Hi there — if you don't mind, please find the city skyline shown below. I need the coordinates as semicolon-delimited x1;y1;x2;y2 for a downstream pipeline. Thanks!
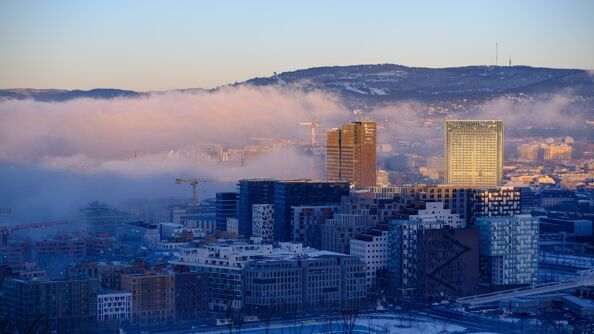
1;0;593;90
1;1;593;331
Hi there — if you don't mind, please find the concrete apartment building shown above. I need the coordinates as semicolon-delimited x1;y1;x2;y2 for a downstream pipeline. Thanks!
170;240;304;311
120;271;176;326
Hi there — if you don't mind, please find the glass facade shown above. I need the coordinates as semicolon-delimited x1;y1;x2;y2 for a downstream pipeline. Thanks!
445;120;503;188
326;121;377;187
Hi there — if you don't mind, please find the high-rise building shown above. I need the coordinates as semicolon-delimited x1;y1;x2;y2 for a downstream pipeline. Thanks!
291;205;339;248
468;187;521;226
388;202;467;297
415;228;479;300
215;192;238;232
444;120;503;188
476;215;539;286
273;180;349;242
327;121;377;187
403;185;470;220
252;204;274;242
320;213;371;254
237;179;277;238
3;277;98;334
350;222;390;290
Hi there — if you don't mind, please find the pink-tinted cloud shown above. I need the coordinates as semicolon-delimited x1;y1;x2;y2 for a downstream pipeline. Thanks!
0;86;348;167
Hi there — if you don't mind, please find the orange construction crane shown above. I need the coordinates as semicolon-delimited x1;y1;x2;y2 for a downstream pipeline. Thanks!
299;122;320;145
2;220;69;249
176;178;209;209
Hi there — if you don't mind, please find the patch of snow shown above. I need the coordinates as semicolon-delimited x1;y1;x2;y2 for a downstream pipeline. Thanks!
368;87;388;95
343;84;369;95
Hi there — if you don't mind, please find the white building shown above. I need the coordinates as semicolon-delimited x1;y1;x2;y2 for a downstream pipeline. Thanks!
97;290;132;322
400;201;465;228
226;217;239;235
170;240;303;311
350;222;390;289
252;204;274;242
476;214;539;286
186;218;216;234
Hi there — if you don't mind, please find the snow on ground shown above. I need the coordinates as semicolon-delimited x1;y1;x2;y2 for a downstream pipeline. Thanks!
191;313;497;334
360;315;467;334
343;84;369;95
368;87;388;95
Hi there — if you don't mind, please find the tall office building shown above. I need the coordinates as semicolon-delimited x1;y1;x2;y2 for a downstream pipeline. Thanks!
327;121;377;187
252;204;274;242
3;277;98;334
476;215;539;286
273;180;350;242
237;179;277;238
468;187;521;226
215;192;238;231
445;120;503;188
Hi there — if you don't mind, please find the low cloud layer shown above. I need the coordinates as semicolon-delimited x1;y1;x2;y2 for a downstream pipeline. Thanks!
0;85;348;165
0;86;341;224
0;85;591;225
370;93;592;144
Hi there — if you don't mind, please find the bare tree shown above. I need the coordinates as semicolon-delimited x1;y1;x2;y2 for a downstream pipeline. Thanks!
366;317;377;334
262;310;272;334
223;295;244;334
319;315;334;334
341;306;359;334
288;319;304;334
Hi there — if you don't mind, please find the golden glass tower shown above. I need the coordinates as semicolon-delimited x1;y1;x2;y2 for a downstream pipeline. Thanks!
445;120;503;188
326;121;377;187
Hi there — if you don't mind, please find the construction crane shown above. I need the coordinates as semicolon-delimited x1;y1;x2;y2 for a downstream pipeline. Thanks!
175;178;209;209
2;220;69;249
299;122;320;145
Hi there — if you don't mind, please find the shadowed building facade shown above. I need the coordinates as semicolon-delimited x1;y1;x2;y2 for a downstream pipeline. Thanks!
445;120;503;188
327;121;377;188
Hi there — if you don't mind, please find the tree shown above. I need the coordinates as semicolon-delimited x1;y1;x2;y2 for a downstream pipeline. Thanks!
340;306;359;334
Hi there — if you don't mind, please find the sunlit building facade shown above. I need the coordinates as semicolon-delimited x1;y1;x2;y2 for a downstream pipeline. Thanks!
327;121;377;187
517;143;539;161
543;143;572;161
445;120;503;188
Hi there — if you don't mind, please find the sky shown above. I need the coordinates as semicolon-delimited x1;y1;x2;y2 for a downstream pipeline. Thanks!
1;0;593;91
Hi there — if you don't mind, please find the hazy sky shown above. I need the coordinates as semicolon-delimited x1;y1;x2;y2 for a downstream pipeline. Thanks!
1;0;593;91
